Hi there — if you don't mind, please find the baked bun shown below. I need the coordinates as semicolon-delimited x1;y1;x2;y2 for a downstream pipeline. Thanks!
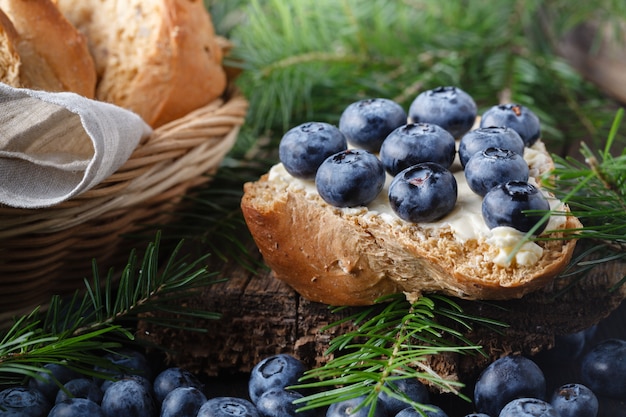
241;140;581;306
0;0;97;97
54;0;227;127
0;8;20;86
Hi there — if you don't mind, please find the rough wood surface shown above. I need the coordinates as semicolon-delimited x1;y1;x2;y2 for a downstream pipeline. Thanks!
140;250;363;376
139;241;626;386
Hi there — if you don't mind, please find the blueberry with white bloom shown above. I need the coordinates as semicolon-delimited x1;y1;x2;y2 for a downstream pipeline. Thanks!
0;386;51;417
95;348;152;382
279;122;348;179
581;338;626;399
480;104;541;147
248;353;306;405
550;383;598;417
48;398;104;417
473;355;546;417
379;122;456;176
458;126;525;168
255;388;316;417
388;162;457;223
153;367;203;405
325;395;386;417
315;149;385;208
160;387;207;417
498;398;559;417
464;147;529;196
408;86;477;138
55;378;102;404
378;377;430;416
100;378;156;417
28;363;80;403
482;181;550;234
197;397;260;417
339;98;407;152
396;404;449;417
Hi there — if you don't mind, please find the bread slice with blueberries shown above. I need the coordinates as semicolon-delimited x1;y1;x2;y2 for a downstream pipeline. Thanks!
241;87;582;306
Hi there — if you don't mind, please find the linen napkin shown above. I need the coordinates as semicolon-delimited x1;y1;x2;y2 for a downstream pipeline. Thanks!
0;83;152;208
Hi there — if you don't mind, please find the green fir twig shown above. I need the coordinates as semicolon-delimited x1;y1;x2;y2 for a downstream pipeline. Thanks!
544;108;626;247
292;294;506;416
0;232;221;387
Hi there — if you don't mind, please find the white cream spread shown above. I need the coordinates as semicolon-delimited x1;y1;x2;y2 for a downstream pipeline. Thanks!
487;226;544;267
267;140;567;268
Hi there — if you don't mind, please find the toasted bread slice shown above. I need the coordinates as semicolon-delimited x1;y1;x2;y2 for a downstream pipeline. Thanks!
241;140;581;306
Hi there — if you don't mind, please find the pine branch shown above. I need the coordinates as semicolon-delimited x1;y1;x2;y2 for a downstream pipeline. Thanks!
0;232;221;386
228;0;619;154
543;108;626;247
291;294;506;415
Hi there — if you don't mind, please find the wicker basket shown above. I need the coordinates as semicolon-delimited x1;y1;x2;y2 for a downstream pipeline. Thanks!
0;86;248;321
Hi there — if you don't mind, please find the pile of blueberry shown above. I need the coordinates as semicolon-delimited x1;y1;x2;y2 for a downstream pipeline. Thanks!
1;333;623;416
278;86;549;233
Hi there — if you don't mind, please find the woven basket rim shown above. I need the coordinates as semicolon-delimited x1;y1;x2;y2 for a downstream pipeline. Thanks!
0;88;248;239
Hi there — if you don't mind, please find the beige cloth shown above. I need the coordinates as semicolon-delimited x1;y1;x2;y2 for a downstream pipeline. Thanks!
0;83;151;208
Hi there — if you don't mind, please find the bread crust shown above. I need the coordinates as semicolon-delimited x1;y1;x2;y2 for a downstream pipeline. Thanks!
0;7;20;86
54;0;227;127
241;143;582;306
0;0;97;97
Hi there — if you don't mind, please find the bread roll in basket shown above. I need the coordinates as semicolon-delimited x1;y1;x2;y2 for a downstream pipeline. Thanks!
0;0;247;322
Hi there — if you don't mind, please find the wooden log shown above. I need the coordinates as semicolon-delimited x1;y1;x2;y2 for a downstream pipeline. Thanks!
139;241;626;387
139;245;363;376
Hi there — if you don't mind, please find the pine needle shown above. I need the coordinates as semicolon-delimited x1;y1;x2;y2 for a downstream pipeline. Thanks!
291;294;506;415
0;232;221;386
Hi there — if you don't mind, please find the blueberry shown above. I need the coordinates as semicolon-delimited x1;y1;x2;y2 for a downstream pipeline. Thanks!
408;86;477;138
473;355;546;417
48;398;104;417
581;338;626;399
28;363;80;403
458;126;525;168
481;181;550;234
55;378;103;404
315;149;386;208
379;123;456;175
278;122;348;179
197;397;260;417
377;377;430;415
396;404;449;417
100;378;156;417
160;387;207;417
463;414;491;417
498;398;559;417
248;354;306;405
153;367;203;405
549;383;598;417
480;104;541;147
537;329;588;363
388;162;457;223
95;348;152;382
464;148;529;196
0;386;51;417
339;98;407;152
325;395;386;417
255;388;315;417
100;374;153;399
